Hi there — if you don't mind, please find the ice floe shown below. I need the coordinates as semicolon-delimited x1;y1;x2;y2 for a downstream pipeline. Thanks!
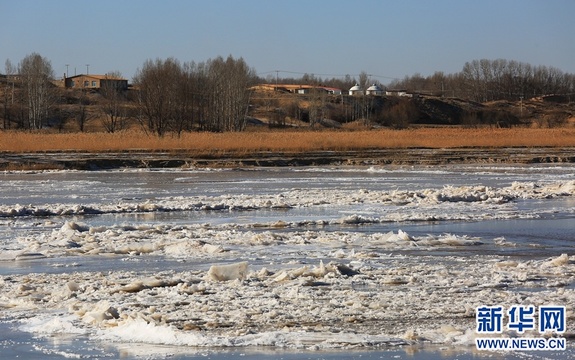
2;254;573;350
3;220;497;261
1;168;574;355
0;180;573;219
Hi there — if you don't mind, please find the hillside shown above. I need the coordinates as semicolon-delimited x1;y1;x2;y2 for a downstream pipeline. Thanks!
248;89;575;129
1;82;574;132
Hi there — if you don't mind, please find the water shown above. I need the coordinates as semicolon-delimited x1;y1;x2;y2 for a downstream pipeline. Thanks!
1;163;574;359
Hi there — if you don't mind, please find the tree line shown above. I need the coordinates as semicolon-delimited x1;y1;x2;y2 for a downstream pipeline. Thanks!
134;56;256;135
2;53;574;133
2;54;56;130
1;53;256;134
388;59;575;102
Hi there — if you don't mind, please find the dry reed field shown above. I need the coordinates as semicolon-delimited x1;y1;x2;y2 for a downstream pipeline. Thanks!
1;128;574;154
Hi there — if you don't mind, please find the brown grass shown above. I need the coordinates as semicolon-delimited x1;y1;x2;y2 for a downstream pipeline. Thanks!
1;128;574;154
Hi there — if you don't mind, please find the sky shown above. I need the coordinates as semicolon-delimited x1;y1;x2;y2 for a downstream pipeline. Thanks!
1;0;574;84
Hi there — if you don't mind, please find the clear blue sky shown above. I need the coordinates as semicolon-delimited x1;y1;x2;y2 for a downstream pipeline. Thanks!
1;0;574;83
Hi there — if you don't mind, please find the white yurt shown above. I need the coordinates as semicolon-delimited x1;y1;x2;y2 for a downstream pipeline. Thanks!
348;84;363;96
366;84;383;95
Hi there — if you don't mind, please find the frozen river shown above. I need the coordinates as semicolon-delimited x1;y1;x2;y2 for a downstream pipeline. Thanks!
1;164;574;359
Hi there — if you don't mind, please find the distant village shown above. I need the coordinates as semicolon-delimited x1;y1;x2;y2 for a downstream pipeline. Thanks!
2;55;574;133
0;74;418;97
0;73;129;92
249;83;417;98
1;72;417;98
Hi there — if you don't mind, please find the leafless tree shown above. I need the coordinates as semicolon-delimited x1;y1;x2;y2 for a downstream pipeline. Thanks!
133;58;183;136
383;99;418;129
358;71;370;93
100;71;128;133
308;87;328;127
18;53;55;129
74;90;92;132
459;59;574;101
188;61;209;130
2;59;17;129
390;58;575;103
203;56;256;131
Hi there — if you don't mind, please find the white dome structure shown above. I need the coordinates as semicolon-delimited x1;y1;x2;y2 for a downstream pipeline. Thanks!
348;84;363;96
366;84;383;95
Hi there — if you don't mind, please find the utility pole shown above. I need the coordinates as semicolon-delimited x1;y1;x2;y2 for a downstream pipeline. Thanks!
86;64;90;75
65;64;69;77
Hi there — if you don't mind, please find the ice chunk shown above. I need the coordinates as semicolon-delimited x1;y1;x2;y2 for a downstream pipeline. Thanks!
81;301;120;325
14;252;46;260
382;276;411;285
0;250;21;261
334;263;359;276
397;229;413;241
339;214;376;225
547;253;570;267
61;221;89;234
112;277;182;293
20;314;86;335
207;261;249;281
66;281;80;292
114;242;156;255
202;243;225;254
115;281;145;293
495;260;519;268
378;230;414;243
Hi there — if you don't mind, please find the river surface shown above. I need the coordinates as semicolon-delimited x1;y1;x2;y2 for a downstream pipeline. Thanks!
1;164;574;359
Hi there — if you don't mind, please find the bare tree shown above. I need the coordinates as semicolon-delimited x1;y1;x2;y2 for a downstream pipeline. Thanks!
74;90;92;132
358;71;370;93
308;87;329;127
100;71;128;133
188;61;209;130
203;56;255;131
18;53;55;129
134;58;183;136
383;99;418;129
2;59;16;129
391;58;574;103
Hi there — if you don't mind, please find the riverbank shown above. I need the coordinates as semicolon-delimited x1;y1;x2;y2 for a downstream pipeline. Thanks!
2;147;575;170
1;128;574;170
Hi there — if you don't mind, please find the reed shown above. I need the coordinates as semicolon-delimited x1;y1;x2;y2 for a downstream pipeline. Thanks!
1;128;574;153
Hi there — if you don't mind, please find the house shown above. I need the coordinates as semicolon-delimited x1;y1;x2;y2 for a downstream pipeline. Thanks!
348;84;363;96
250;84;342;95
385;89;408;97
64;74;128;91
366;84;383;96
0;74;23;83
322;87;342;95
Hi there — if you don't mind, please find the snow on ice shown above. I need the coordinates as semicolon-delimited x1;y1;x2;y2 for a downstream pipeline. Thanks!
1;179;574;219
2;253;574;350
1;175;574;351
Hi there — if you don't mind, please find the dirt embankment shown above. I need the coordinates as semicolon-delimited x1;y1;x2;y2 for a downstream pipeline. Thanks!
2;148;575;171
